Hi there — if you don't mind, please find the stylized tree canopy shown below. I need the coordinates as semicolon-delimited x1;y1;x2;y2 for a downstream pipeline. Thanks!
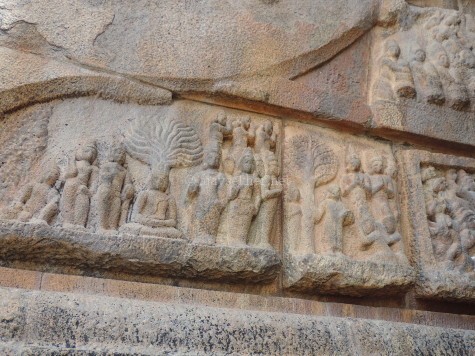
124;116;203;171
287;134;338;186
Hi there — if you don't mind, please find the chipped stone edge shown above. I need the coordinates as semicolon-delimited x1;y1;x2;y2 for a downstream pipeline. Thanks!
0;220;281;284
283;252;415;297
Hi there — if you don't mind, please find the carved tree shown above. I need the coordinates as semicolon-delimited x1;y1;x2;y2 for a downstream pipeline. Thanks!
286;135;338;254
124;117;203;174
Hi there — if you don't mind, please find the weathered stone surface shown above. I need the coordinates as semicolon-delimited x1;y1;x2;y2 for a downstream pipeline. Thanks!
282;122;414;296
0;286;474;355
0;220;281;284
284;253;415;297
399;150;475;302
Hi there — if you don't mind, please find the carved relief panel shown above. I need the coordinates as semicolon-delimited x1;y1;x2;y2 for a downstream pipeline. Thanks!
371;7;475;112
0;98;282;283
400;150;475;302
283;122;415;296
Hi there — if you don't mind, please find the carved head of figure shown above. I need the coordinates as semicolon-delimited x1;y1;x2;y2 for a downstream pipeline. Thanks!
240;116;251;131
286;183;300;203
75;141;97;163
325;185;341;201
263;120;273;136
109;143;126;165
368;154;384;175
150;169;169;193
414;49;426;63
432;27;449;43
437;52;450;68
445;169;458;184
255;155;265;178
223;157;235;176
215;111;227;125
422;166;446;193
40;165;60;187
457;170;475;191
203;142;221;170
345;146;361;173
239;148;255;174
460;49;475;69
385;40;401;59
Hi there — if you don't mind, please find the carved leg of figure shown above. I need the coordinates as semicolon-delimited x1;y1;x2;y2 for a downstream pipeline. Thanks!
107;196;122;232
252;199;277;250
227;201;253;247
74;188;90;228
194;206;221;245
61;182;78;225
119;199;132;227
96;190;110;232
37;202;58;225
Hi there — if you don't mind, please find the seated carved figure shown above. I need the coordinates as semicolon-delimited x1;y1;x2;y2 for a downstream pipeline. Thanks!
1;165;60;225
121;170;181;239
374;39;416;102
434;51;470;110
410;49;445;105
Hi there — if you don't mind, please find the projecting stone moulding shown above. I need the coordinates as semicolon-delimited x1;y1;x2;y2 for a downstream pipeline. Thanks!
399;150;475;302
0;98;282;283
282;122;415;297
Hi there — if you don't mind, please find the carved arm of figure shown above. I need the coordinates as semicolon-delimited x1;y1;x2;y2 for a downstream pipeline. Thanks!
261;176;282;201
426;197;439;220
132;191;147;220
340;176;353;197
270;131;277;151
15;184;33;208
342;209;355;226
37;189;60;224
253;178;262;216
64;159;78;179
186;175;201;200
384;175;396;199
314;201;326;224
160;197;177;228
363;173;372;198
228;177;241;202
121;173;135;202
87;165;100;196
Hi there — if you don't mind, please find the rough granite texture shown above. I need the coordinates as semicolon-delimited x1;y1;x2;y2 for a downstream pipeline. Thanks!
284;253;415;297
0;287;474;355
0;221;281;283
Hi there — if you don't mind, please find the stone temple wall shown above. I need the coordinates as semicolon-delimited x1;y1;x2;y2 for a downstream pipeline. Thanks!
0;0;474;354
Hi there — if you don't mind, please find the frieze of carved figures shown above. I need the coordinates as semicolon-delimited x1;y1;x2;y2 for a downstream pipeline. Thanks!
283;126;414;296
187;112;281;249
422;166;475;274
0;109;281;254
372;9;475;111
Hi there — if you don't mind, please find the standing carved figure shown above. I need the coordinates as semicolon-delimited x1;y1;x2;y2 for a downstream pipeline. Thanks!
94;144;132;233
2;165;60;225
61;142;98;228
209;111;232;149
366;153;401;245
374;39;416;102
226;148;261;246
314;185;354;256
250;151;282;249
286;184;303;254
410;49;445;104
187;143;227;244
229;117;253;171
340;147;376;248
423;166;462;270
254;120;276;154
